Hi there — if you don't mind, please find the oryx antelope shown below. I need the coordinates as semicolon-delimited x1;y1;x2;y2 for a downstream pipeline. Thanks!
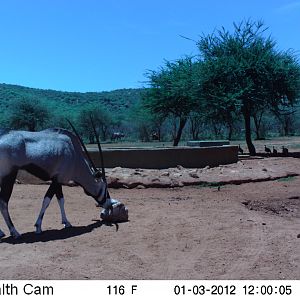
0;121;122;239
111;132;125;141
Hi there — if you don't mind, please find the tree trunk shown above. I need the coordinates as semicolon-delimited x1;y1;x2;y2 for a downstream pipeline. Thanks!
88;133;95;144
157;127;161;142
139;125;150;142
283;115;293;136
173;117;187;146
227;123;233;140
243;108;256;155
253;110;265;140
190;119;200;140
253;115;261;140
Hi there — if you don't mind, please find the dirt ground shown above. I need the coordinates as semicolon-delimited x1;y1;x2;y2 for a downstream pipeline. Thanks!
1;157;300;280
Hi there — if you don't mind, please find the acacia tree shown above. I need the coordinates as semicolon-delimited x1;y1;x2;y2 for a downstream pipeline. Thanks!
197;20;300;155
130;101;166;142
77;105;112;142
9;98;50;131
188;111;206;140
144;57;198;146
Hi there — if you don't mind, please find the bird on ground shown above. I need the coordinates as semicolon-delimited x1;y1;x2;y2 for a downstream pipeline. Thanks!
264;145;271;153
238;144;244;154
272;146;278;155
282;146;289;156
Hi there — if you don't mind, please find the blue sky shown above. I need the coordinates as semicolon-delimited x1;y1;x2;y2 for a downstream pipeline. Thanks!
0;0;299;92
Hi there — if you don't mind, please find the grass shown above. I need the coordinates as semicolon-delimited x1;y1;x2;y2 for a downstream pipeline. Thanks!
276;176;297;182
196;182;223;189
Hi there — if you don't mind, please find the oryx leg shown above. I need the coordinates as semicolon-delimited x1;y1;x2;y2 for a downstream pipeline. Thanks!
35;181;57;233
55;183;72;228
0;171;21;239
34;181;71;234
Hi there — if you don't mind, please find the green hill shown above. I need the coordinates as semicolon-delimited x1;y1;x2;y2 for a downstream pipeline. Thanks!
0;83;143;124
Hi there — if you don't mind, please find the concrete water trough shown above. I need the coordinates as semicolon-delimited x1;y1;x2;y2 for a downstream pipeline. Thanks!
89;145;238;169
16;145;238;184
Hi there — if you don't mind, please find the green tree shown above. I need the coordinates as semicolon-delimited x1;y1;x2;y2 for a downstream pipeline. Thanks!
130;101;166;142
9;98;50;131
197;20;300;154
77;105;112;143
144;56;198;146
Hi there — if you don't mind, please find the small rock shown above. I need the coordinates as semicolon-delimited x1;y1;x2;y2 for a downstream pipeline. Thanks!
262;222;266;225
108;177;119;184
161;171;170;176
262;168;268;172
111;167;122;172
151;178;160;183
297;234;300;238
173;173;182;178
176;165;184;170
189;172;199;178
136;185;146;189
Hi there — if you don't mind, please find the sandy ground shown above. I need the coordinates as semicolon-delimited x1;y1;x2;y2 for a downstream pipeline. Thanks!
1;157;300;280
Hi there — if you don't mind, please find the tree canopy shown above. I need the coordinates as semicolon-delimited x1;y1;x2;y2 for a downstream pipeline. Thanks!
196;20;300;154
9;98;49;131
144;56;199;146
143;20;300;150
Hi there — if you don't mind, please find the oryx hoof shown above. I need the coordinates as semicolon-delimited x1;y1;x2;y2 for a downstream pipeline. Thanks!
63;222;72;228
10;229;21;239
34;224;42;235
0;230;6;239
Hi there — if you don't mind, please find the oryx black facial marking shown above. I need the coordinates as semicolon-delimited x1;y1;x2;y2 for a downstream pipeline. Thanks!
0;125;113;239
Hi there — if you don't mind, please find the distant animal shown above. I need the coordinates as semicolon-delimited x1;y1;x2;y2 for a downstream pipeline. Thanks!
238;144;244;154
264;145;271;153
272;146;278;155
282;146;289;156
152;132;159;141
0;121;122;239
111;132;125;141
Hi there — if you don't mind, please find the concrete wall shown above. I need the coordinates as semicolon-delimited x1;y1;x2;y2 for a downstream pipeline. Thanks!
89;145;238;169
186;140;230;147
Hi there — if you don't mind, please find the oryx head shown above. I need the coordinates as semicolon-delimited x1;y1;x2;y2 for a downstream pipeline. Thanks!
67;118;112;209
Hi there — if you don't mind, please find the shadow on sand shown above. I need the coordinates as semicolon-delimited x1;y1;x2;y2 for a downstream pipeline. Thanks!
0;219;128;244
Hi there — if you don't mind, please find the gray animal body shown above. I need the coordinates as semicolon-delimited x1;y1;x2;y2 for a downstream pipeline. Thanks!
0;128;114;239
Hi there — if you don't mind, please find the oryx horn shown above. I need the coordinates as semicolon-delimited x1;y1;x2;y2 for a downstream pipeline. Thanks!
66;119;97;173
89;116;106;181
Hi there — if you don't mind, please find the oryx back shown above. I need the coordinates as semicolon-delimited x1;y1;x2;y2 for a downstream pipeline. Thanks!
0;128;86;184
